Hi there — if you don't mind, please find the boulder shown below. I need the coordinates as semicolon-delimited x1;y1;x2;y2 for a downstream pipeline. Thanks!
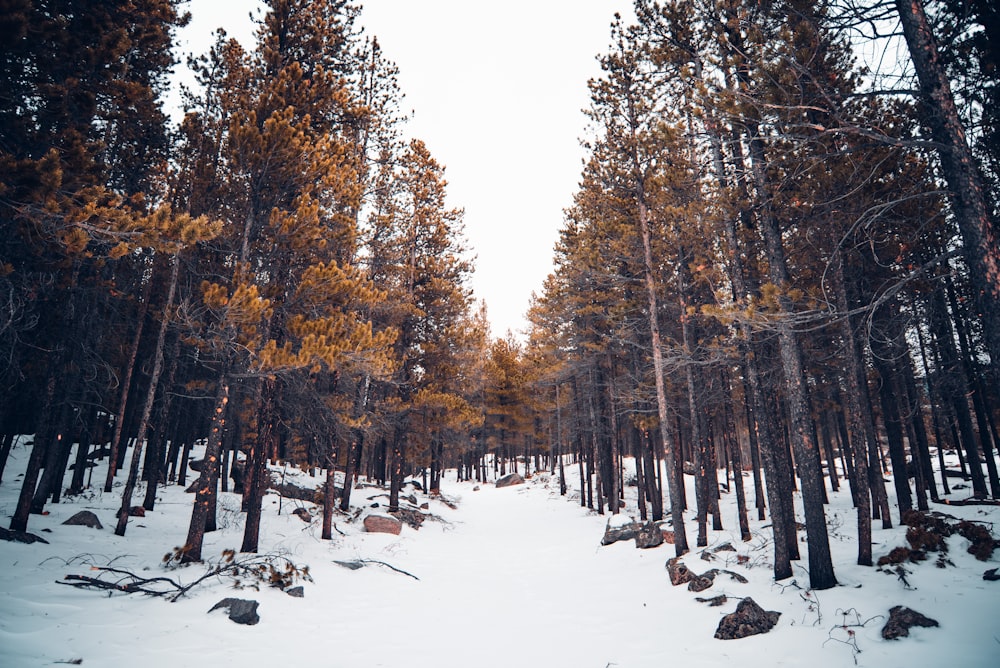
389;508;426;530
285;586;305;598
688;573;716;593
634;521;664;549
128;506;145;517
715;598;781;640
364;514;403;535
666;557;695;586
209;598;259;625
602;520;640;546
984;568;1000;581
495;473;525;488
292;508;312;523
882;606;939;640
62;510;103;529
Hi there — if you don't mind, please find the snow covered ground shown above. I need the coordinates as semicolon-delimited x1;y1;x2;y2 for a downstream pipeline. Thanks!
1;438;997;667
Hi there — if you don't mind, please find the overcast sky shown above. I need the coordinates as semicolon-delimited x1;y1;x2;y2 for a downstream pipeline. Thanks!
175;1;633;338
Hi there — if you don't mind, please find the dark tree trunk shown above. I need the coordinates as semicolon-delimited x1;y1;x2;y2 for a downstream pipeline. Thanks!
180;377;229;563
10;377;57;532
241;378;275;553
104;281;152;492
832;255;873;565
896;0;1000;391
751;126;837;590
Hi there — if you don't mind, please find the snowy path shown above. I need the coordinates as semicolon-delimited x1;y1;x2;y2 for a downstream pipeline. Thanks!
2;451;998;668
324;481;702;668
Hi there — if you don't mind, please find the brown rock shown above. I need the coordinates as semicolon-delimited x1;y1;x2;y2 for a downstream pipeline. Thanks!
661;530;675;544
715;597;781;640
364;514;403;535
882;606;939;640
666;557;695;586
128;506;145;517
688;573;717;593
62;511;103;529
292;507;312;522
696;595;728;607
389;507;426;530
635;521;664;549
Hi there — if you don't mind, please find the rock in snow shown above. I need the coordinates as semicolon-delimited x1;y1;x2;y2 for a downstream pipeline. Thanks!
882;606;939;640
495;473;525;488
209;598;260;625
62;511;103;529
364;514;403;535
666;557;695;586
634;521;664;549
714;597;781;640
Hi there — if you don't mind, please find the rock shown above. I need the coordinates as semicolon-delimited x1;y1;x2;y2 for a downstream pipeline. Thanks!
334;560;365;570
666;557;695;586
62;511;103;529
473;485;481;491
405;494;418;506
292;507;311;522
390;507;427;529
715;597;781;640
882;606;939;640
634;521;664;549
269;476;337;504
0;526;50;544
285;586;305;598
209;598;259;625
984;568;1000;581
495;473;525;488
696;595;728;607
714;542;736;552
420;502;430;510
128;506;145;517
602;519;640;546
364;514;403;535
661;530;675;544
689;572;717;593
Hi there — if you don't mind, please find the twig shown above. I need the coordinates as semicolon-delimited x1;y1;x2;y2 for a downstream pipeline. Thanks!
358;559;420;581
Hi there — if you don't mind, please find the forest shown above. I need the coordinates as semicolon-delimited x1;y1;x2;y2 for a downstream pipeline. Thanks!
1;0;998;597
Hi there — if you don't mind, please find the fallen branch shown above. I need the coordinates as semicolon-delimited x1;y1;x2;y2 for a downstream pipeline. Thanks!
934;497;1000;507
59;551;312;601
359;559;420;580
334;558;419;580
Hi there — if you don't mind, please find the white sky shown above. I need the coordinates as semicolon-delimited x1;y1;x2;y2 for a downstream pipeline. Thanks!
174;1;634;338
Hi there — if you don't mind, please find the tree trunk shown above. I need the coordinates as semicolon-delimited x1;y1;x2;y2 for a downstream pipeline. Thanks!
104;279;152;492
896;0;1000;390
750;126;837;590
832;254;873;565
180;376;229;563
115;255;178;536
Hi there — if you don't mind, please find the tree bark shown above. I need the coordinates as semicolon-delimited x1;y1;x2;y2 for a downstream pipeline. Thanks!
180;377;229;563
115;255;178;536
896;0;1000;392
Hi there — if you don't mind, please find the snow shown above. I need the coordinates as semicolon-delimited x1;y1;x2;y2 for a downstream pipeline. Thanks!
1;439;998;667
